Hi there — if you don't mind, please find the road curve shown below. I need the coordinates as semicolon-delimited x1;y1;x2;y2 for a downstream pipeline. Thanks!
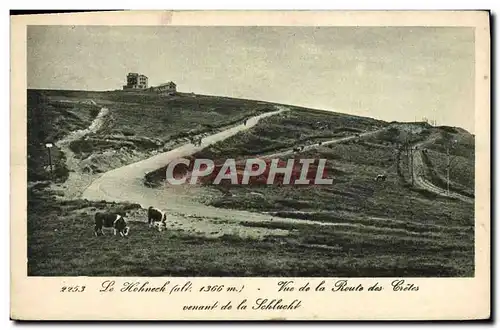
412;148;474;204
81;105;375;232
411;140;474;204
81;107;287;207
51;105;110;198
80;110;397;237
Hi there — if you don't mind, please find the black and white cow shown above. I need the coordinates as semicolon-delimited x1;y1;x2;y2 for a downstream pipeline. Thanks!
94;212;130;237
375;174;387;182
148;206;167;232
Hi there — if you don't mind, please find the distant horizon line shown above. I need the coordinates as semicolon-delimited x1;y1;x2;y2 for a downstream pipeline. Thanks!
26;87;474;134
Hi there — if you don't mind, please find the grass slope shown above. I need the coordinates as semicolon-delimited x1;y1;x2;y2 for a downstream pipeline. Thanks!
27;89;475;277
146;113;474;277
28;185;472;277
27;90;101;181
27;89;278;176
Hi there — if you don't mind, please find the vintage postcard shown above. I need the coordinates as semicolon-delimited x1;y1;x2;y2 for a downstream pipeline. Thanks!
11;10;490;320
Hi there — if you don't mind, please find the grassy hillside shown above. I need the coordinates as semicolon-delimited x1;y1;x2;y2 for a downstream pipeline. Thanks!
27;89;278;177
27;90;101;182
206;142;473;226
421;127;475;196
28;184;472;276
421;149;475;197
362;123;474;194
195;107;386;158
143;110;475;228
27;89;475;277
144;107;387;185
142;114;475;277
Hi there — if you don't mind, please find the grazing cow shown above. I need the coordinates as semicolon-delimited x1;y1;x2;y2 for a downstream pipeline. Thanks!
94;212;130;237
375;174;387;182
148;206;167;232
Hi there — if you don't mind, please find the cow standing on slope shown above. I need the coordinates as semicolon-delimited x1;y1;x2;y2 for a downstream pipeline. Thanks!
94;212;130;237
148;206;167;232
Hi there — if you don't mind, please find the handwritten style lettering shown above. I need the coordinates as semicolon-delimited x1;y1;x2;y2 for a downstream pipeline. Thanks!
391;280;419;292
332;280;364;292
252;298;302;310
121;281;170;293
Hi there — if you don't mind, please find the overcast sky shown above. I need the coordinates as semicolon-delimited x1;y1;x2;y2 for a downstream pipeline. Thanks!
27;26;475;133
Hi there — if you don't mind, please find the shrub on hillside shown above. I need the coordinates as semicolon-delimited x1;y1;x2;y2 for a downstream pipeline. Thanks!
122;129;135;136
377;127;400;143
69;140;93;154
89;107;100;118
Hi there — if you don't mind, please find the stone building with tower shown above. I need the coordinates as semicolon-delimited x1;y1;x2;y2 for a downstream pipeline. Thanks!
122;72;178;95
123;72;148;90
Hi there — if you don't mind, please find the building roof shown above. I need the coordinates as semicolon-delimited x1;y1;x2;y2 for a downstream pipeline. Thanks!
157;81;176;87
127;72;148;78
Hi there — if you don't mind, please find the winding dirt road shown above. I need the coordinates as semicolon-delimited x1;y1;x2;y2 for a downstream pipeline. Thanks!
411;141;474;204
80;106;302;237
52;104;110;198
66;103;471;238
78;106;392;237
263;128;385;159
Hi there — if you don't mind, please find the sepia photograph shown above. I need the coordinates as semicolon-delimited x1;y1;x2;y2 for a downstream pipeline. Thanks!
10;10;491;321
25;24;478;278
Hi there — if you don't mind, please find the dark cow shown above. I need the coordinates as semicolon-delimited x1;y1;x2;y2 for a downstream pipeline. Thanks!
148;206;167;232
375;174;387;182
94;212;130;237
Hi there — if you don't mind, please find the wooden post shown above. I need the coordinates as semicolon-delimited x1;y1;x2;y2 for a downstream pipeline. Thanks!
45;143;54;180
48;147;53;178
410;147;414;186
446;147;450;195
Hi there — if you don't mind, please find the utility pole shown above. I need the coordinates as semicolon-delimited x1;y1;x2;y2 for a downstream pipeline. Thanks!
410;146;415;186
446;145;453;196
404;132;415;186
45;142;54;180
446;139;458;196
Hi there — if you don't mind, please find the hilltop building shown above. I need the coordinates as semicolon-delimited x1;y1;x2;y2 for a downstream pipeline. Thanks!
151;81;177;95
123;73;148;90
122;72;177;95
